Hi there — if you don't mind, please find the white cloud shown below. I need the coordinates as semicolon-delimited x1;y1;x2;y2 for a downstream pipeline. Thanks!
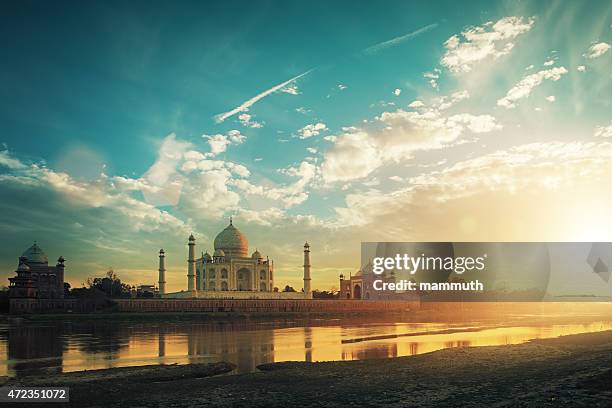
207;134;231;155
321;129;382;183
238;112;263;128
435;90;470;110
408;100;425;108
331;141;612;228
577;65;586;72
497;66;568;109
298;122;328;139
0;150;27;169
280;83;300;95
233;161;317;209
594;123;612;138
545;95;556;103
141;134;191;206
214;70;312;122
203;129;246;157
0;149;188;234
338;84;348;91
583;42;610;59
321;106;501;184
393;88;401;96
543;59;555;66
227;129;246;144
441;16;535;73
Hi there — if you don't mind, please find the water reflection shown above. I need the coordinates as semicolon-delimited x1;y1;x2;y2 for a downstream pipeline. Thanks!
1;315;612;378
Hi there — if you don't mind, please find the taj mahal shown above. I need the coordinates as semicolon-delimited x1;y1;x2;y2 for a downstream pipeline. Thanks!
160;218;312;299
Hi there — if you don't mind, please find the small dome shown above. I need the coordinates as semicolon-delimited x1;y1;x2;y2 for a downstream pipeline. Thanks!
22;243;48;264
214;249;225;257
17;257;30;272
202;252;212;261
214;220;248;258
252;250;262;259
188;234;195;242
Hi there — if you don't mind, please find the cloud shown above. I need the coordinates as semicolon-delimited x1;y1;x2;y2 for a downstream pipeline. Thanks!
337;84;347;91
280;84;300;95
320;105;501;184
206;134;231;156
214;70;312;123
298;123;328;139
232;161;317;209
595;123;612;138
393;88;401;96
434;90;470;110
543;59;555;66
331;141;612;228
408;100;425;108
577;65;586;72
441;16;535;73
238;112;263;128
497;66;568;109
141;134;192;206
0;150;27;170
204;129;246;157
423;69;441;88
0;150;188;234
362;23;438;55
583;42;610;59
321;129;382;183
546;95;556;103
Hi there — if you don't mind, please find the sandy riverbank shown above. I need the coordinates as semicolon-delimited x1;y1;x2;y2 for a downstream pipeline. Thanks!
3;329;612;407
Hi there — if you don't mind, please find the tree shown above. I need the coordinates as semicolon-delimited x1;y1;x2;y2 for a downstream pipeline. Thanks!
87;268;132;298
312;290;337;299
63;282;71;298
282;285;296;292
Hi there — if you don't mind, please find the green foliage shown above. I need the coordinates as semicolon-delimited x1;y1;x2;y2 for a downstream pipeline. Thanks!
85;269;132;299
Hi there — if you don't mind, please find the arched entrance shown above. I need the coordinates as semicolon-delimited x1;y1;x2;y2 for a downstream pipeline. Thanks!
353;284;361;299
237;268;252;291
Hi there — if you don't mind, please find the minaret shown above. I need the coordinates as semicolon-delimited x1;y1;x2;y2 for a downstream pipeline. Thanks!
187;234;196;292
158;249;166;296
303;242;312;298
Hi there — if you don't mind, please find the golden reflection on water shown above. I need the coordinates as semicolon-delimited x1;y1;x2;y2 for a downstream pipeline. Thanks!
1;311;612;377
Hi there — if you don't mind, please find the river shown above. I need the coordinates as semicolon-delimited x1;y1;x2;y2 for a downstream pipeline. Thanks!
2;306;612;377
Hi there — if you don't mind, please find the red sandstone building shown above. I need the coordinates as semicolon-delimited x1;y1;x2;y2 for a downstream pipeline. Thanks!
8;243;66;312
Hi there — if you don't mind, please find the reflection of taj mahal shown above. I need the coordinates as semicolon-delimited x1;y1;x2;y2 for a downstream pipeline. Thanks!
161;218;312;299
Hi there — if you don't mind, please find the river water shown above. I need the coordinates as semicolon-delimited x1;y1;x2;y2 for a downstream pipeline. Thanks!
1;307;612;377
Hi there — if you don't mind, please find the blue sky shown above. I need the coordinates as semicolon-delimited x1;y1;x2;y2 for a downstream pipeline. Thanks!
1;0;611;293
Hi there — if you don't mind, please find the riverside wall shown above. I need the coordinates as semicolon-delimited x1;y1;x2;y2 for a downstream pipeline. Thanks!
114;298;420;313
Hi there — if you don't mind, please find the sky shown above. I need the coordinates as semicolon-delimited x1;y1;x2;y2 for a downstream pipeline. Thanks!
0;0;611;293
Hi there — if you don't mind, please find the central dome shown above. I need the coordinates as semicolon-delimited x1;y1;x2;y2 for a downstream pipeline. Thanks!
213;219;248;258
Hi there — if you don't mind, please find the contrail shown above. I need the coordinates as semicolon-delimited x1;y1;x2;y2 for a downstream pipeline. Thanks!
362;23;438;56
214;69;313;123
213;23;437;124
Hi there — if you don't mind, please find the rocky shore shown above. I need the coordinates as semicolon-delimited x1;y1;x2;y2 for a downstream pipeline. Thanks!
4;330;612;407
